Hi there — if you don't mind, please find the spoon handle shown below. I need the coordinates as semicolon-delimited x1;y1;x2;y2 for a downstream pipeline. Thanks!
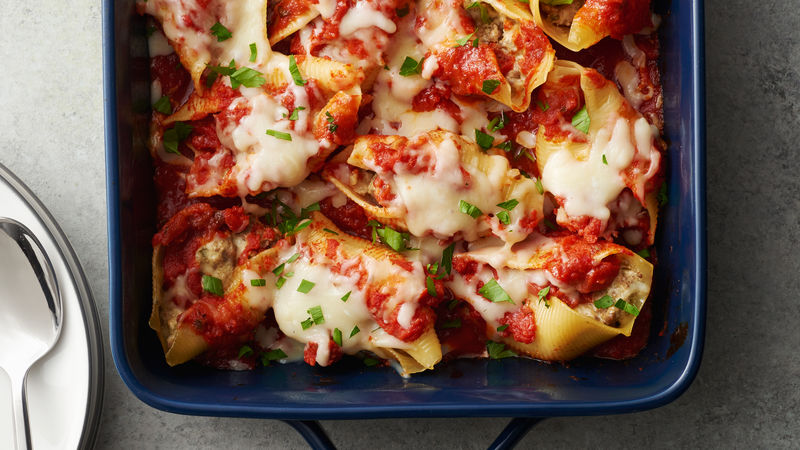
9;369;31;450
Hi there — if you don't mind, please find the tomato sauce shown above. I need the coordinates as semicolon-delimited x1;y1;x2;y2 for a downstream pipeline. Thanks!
319;197;373;240
497;307;536;344
435;296;487;360
543;235;622;298
366;290;432;342
150;53;191;106
591;297;652;359
576;0;652;39
434;46;503;97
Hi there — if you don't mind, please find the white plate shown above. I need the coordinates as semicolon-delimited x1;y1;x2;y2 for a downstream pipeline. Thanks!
0;164;103;449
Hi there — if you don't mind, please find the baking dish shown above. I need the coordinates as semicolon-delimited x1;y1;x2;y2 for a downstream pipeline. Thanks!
102;0;705;446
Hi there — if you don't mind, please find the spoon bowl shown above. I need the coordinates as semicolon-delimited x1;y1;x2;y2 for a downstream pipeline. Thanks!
0;218;61;450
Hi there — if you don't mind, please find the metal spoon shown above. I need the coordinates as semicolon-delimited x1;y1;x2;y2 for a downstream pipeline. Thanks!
0;218;61;450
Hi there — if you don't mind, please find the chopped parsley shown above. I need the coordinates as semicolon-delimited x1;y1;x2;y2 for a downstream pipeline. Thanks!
210;22;232;41
537;286;550;307
250;278;267;287
636;248;651;258
237;345;253;358
593;295;615;309
341;291;351;302
426;276;437;297
658;183;669;206
300;318;314;330
284;106;305;120
475;129;494;150
326;111;338;133
455;33;475;47
459;200;483;218
276;276;287;289
479;279;513;304
323;228;339;235
544;218;558;231
363;357;379;367
487;341;517;359
145;25;157;38
266;129;292;141
332;328;343;347
261;348;287;366
201;274;223;296
496;324;509;332
447;299;460;310
497;199;519;211
496;210;510;225
534;177;544;194
249;43;257;62
615;299;641;316
153;95;172;115
488;113;506;132
289;55;306;86
482;79;501;95
368;222;415;252
399;56;424;76
162;122;193;155
298;280;316;294
441;319;462;329
441;242;455;275
535;100;549;112
350;325;360;337
466;1;489;24
602;154;608;165
571;106;591;134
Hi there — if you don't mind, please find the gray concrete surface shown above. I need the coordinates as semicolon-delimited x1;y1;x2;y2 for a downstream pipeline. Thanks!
1;0;798;448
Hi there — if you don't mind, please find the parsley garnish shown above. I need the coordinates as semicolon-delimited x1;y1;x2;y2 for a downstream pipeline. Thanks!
496;324;509;332
201;275;224;296
341;291;351;302
326;111;338;133
487;341;517;359
300;318;314;330
276;276;287;289
399;56;424;76
538;286;550;307
466;1;489;23
298;280;316;294
426;276;437;297
602;154;608;165
637;248;650;258
153;95;172;115
615;299;641;316
658;183;669;206
349;326;361;337
455;33;475;47
289;55;306;86
459;200;483;218
475;129;494;150
333;328;343;346
250;278;266;287
497;199;519;211
479;279;513;303
482;79;500;95
230;66;266;88
488;113;506;132
210;22;232;41
571;106;590;134
363;357;379;367
447;299;460;310
534;177;544;194
238;345;253;358
323;228;339;235
284;106;305;120
368;221;415;252
497;211;510;225
536;100;549;111
441;242;455;275
162;122;193;155
266;129;292;141
249;43;257;62
261;349;287;366
594;295;615;309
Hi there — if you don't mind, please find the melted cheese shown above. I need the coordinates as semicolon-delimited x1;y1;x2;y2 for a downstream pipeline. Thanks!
339;1;397;36
542;117;636;220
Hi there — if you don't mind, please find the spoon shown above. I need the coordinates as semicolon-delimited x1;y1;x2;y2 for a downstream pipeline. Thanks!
0;218;61;450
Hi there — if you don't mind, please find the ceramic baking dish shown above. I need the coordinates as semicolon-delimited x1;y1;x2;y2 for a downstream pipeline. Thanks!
103;0;706;446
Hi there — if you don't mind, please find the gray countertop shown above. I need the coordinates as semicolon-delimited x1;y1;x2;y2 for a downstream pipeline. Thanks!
1;0;798;448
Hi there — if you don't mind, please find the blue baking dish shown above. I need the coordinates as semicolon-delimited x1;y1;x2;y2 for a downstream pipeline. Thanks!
103;0;705;446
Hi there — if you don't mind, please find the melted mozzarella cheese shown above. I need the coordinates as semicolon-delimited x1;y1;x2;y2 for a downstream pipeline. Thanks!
339;1;397;36
148;27;174;57
542;117;637;220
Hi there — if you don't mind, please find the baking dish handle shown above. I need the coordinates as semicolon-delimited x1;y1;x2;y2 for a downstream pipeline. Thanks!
283;417;543;449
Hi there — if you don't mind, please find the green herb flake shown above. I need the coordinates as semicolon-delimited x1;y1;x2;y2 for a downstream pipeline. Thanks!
332;328;343;346
472;36;479;47
636;248;651;258
479;279;513;304
535;100;549;111
488;113;506;131
534;177;545;194
658;183;669;206
248;43;258;62
544;218;558;231
230;66;266;89
341;291;351;302
163;122;193;155
210;22;232;41
487;341;517;359
285;106;305;120
593;295;615;309
276;276;287;289
300;318;314;330
602;154;608;165
326;111;338;133
497;199;519;211
447;299;460;310
482;79;501;95
298;280;316;294
287;253;301;264
466;1;489;24
363;357;379;367
541;0;574;5
459;200;483;218
237;345;253;358
261;348;288;366
496;324;509;332
426;276;437;297
250;278;267;287
496;210;510;225
289;55;306;86
323;228;339;235
201;275;224;296
441;319;462;329
399;56;424;76
475;129;494;150
266;129;292;141
145;25;157;38
153;95;172;115
455;33;475;47
441;242;455;275
350;325;360;337
571;106;590;134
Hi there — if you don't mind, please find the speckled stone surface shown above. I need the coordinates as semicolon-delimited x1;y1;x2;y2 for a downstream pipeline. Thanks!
1;0;799;448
